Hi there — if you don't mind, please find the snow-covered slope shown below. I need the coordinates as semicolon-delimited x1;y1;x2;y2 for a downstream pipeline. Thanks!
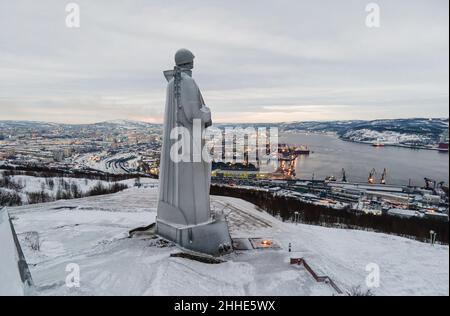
1;173;156;206
6;186;449;296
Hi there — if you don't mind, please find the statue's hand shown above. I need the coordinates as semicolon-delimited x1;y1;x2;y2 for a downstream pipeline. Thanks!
201;106;211;114
200;107;212;127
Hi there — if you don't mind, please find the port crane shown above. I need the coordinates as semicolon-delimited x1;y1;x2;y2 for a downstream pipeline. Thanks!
341;168;347;182
368;168;376;184
424;177;436;190
380;168;387;185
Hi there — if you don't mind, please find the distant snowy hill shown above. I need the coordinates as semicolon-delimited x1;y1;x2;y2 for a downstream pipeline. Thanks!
0;119;160;134
0;121;61;130
281;118;448;136
93;119;159;130
1;118;448;147
280;118;449;147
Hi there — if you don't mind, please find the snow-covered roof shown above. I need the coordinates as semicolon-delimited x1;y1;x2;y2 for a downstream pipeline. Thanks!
387;208;422;218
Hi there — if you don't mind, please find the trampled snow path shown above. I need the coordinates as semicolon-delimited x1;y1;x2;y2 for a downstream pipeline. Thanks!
6;186;449;296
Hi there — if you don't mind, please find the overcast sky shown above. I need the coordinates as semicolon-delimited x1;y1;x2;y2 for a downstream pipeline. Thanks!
0;0;448;124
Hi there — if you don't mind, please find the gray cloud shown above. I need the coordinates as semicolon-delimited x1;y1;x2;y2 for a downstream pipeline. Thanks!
0;0;448;123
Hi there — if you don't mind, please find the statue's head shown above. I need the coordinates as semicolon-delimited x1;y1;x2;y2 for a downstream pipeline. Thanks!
175;48;195;69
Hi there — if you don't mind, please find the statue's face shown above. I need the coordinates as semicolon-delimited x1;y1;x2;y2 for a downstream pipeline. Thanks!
178;61;194;70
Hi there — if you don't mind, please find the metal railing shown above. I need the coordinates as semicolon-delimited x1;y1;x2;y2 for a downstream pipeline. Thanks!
290;257;343;295
1;207;34;292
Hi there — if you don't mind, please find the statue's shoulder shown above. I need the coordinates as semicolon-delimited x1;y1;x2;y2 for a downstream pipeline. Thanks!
180;72;195;83
180;73;197;89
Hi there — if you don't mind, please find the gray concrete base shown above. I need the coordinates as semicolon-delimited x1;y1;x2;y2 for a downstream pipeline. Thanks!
156;218;232;256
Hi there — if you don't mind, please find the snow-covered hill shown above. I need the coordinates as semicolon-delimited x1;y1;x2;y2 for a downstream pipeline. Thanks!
281;118;449;147
341;129;433;146
0;172;155;206
94;119;158;130
0;170;158;207
2;118;447;149
6;185;449;296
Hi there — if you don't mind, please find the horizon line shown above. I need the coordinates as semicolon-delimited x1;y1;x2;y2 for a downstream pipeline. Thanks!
0;116;449;126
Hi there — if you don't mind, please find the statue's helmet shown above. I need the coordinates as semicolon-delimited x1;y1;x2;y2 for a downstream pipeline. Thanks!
175;48;195;66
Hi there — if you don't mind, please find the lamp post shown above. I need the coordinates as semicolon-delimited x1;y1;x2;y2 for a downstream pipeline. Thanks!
293;211;302;224
430;230;437;246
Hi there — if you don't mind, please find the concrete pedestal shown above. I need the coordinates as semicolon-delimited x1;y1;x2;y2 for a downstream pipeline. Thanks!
156;217;232;256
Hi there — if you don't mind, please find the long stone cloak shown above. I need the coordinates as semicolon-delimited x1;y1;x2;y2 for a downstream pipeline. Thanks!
157;71;212;227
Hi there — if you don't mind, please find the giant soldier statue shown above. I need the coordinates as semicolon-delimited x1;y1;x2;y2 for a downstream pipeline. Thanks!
156;49;232;256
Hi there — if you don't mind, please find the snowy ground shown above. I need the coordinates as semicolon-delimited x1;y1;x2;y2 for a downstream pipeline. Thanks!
6;185;449;296
0;172;156;205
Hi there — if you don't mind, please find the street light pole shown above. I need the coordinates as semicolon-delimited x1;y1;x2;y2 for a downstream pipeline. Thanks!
430;230;437;246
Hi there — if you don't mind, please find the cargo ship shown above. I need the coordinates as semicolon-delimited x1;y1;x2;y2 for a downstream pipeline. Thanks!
279;144;310;155
372;140;385;147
